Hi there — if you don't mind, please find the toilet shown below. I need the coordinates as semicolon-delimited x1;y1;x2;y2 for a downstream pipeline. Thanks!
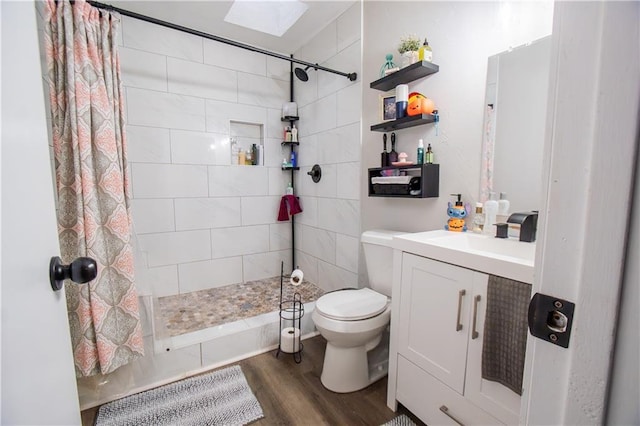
312;229;404;393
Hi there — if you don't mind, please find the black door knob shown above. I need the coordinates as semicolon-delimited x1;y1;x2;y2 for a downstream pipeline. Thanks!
49;256;98;291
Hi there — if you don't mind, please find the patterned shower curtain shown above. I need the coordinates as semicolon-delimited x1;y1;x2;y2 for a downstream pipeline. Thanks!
44;0;144;377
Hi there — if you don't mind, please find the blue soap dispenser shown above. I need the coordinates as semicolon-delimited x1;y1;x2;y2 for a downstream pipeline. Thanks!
445;193;470;232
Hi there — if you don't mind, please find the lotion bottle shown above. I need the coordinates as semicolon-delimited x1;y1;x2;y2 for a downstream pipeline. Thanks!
498;192;510;214
497;192;510;223
483;192;498;234
417;139;425;164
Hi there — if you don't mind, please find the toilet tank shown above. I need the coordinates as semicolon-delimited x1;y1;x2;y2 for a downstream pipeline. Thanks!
361;230;406;297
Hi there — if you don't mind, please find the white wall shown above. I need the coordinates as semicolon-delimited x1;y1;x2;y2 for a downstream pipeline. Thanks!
361;1;553;235
291;2;362;291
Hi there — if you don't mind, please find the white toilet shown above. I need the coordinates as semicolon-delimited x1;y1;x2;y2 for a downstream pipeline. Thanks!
312;229;404;393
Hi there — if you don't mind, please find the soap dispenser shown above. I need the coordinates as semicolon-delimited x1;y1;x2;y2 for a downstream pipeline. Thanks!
445;193;470;232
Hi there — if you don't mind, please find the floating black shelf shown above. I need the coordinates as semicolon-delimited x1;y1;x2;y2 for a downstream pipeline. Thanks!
370;61;440;92
281;166;300;171
281;116;299;122
368;163;439;198
371;114;437;132
281;141;300;146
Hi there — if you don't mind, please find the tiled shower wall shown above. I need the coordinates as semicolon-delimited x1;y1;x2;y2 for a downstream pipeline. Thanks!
124;2;363;296
291;2;362;291
37;2;362;299
119;16;298;297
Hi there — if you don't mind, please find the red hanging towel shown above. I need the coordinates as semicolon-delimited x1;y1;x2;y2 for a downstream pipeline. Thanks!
277;195;303;221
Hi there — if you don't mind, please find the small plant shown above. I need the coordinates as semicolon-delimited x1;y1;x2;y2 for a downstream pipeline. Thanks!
398;35;421;54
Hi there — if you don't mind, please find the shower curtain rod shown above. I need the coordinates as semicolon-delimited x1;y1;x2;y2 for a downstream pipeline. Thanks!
87;0;358;81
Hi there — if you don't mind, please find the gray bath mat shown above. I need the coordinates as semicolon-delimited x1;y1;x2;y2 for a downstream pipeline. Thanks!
95;365;263;425
381;413;417;426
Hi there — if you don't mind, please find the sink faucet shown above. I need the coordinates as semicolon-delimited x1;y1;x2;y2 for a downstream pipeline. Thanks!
507;211;539;242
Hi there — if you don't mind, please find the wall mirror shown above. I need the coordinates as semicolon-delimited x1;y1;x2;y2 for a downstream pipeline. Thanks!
480;36;552;214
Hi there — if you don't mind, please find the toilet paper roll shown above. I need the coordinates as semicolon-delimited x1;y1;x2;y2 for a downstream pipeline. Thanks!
290;269;304;286
280;327;301;353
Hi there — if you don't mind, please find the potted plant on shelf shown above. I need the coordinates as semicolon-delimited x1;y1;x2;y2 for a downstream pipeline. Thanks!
398;35;421;68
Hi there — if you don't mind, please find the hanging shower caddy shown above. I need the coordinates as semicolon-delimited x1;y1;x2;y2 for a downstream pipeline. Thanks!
275;261;304;363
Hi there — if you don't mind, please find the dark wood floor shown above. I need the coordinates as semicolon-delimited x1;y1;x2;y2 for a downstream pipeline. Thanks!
82;336;424;425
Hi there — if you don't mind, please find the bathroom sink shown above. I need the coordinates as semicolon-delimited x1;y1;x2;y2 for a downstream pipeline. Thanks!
392;230;535;283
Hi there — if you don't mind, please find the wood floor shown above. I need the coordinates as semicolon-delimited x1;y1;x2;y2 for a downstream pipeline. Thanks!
82;335;424;425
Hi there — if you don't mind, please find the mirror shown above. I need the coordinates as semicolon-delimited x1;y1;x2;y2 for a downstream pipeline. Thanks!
480;36;552;214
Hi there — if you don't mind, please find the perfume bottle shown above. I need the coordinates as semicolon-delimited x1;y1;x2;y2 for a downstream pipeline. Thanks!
425;143;434;164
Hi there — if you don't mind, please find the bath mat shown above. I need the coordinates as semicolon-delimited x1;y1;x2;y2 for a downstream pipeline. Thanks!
381;414;417;426
95;365;263;426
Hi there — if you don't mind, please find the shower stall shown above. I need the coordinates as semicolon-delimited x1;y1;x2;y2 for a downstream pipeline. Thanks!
37;0;362;409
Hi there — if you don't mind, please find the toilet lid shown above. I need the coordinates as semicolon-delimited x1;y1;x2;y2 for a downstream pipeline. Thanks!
315;288;388;321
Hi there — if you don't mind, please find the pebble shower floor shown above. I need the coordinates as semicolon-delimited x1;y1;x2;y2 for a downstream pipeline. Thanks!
158;277;325;336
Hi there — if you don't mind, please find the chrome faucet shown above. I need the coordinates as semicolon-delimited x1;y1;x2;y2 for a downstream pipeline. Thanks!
507;211;539;242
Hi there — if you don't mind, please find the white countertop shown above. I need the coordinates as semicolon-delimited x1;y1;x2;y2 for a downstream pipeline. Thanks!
392;230;535;284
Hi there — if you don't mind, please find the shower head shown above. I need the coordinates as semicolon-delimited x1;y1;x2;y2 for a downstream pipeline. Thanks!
294;67;309;81
294;64;318;82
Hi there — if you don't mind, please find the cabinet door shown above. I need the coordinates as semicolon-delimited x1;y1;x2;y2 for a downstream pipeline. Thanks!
398;253;473;394
466;274;522;425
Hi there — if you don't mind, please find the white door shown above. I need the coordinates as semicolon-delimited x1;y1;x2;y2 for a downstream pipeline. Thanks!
522;2;639;424
1;2;81;425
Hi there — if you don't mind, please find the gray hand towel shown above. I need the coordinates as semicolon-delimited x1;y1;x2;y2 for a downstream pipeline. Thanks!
481;275;532;395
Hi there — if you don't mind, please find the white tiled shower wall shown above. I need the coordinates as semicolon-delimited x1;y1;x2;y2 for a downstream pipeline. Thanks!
291;2;362;291
122;3;362;297
120;17;293;297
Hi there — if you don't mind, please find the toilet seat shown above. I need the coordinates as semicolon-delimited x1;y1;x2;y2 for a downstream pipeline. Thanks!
315;288;388;321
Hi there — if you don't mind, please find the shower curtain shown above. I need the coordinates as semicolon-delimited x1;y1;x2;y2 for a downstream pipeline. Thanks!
44;0;144;377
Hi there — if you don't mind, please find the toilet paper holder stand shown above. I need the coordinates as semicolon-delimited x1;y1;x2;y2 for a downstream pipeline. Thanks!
276;261;304;363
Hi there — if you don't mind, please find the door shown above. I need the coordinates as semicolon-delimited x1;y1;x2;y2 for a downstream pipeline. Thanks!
398;254;472;394
522;2;639;424
1;2;81;425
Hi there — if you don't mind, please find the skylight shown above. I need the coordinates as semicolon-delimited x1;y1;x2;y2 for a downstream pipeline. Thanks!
224;0;309;37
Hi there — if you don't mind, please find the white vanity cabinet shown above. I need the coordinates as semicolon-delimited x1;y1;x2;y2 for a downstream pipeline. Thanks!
390;252;521;425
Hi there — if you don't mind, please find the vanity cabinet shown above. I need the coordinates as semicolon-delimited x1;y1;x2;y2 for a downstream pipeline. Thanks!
391;253;521;425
